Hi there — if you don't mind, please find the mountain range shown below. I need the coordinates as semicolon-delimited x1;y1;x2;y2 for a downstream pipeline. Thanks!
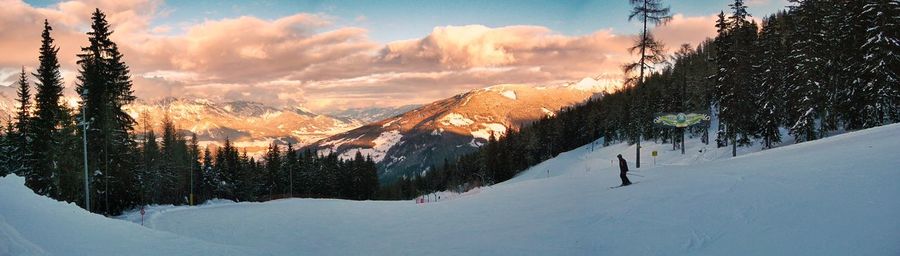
0;75;620;178
308;76;621;182
123;98;364;154
0;89;379;155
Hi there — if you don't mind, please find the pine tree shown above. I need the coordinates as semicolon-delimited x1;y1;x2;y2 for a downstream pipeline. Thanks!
755;13;789;149
349;151;366;199
283;142;297;197
840;1;872;129
236;149;261;201
263;141;282;199
299;149;317;197
75;9;139;214
188;133;200;204
692;40;717;145
215;138;238;200
713;11;732;148
140;122;160;203
716;0;760;156
787;0;829;142
482;132;499;184
54;107;83;204
14;68;36;182
858;0;900;126
159;114;185;203
32;19;78;200
0;123;15;176
200;145;217;201
363;155;379;199
15;68;31;140
673;44;695;153
321;153;340;197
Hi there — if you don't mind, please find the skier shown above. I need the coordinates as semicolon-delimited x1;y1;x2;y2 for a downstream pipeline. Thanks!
617;154;632;186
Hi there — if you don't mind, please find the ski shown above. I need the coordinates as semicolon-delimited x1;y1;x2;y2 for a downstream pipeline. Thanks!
609;182;639;189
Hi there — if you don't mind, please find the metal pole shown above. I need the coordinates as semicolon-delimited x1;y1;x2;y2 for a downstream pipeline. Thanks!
636;138;641;168
673;127;677;151
289;165;293;198
190;151;194;206
80;93;90;213
682;56;687;155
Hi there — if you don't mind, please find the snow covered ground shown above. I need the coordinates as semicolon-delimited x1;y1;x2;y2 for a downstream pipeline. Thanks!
2;123;900;255
0;176;254;256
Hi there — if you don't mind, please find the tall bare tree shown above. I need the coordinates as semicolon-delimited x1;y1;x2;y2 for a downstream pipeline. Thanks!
624;0;671;168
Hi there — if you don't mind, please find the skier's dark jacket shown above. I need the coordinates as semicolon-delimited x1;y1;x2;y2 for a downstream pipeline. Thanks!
618;157;629;173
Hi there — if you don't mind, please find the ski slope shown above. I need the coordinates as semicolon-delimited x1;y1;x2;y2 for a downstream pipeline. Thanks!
0;175;253;256
2;124;900;255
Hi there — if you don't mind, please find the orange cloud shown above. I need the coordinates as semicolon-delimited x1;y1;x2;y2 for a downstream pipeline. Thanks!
126;22;639;110
376;25;631;75
130;14;375;82
0;1;721;112
0;0;162;88
654;14;718;53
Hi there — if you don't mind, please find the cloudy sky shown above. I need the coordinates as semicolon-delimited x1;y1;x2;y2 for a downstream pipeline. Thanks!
1;0;788;112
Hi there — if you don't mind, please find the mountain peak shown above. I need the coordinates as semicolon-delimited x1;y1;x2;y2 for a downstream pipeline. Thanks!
309;77;612;182
566;75;622;93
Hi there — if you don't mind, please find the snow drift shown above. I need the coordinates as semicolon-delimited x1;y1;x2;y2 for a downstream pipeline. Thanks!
0;175;255;256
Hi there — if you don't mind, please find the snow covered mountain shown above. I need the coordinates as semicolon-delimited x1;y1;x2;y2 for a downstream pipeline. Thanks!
325;105;422;124
4;121;899;255
0;88;17;124
308;76;621;182
0;89;365;154
124;98;363;154
0;101;11;123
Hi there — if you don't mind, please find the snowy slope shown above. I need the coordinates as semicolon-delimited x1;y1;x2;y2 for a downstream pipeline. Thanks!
0;175;260;256
130;124;900;255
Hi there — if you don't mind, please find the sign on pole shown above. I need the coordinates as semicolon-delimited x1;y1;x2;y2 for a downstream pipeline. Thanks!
653;113;710;128
654;112;710;155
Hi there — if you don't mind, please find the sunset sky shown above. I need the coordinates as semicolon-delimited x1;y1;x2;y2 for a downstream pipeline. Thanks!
1;0;789;112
